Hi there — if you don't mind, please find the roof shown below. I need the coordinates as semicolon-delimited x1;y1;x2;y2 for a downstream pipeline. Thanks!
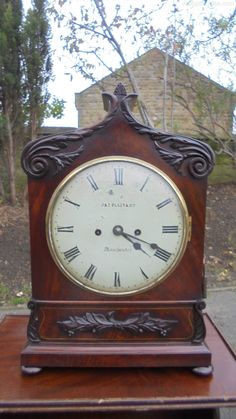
75;47;234;97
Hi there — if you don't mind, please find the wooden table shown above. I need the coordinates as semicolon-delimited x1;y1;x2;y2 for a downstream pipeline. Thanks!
0;314;236;418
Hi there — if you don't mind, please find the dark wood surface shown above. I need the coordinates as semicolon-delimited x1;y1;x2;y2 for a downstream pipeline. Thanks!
0;314;235;415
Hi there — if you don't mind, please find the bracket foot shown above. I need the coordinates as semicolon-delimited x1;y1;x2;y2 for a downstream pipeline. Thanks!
192;365;213;376
21;366;42;375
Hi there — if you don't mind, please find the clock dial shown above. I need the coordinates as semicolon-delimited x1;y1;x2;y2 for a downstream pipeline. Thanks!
46;157;190;295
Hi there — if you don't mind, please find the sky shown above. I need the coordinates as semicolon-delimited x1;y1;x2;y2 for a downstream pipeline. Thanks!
22;0;235;128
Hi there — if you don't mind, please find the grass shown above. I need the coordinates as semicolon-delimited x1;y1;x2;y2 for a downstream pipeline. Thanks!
10;295;30;306
0;283;31;307
0;284;10;303
208;154;236;184
10;284;31;306
209;163;236;184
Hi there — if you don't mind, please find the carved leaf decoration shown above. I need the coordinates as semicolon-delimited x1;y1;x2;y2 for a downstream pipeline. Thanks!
120;98;215;178
57;311;179;337
154;146;184;169
48;149;84;173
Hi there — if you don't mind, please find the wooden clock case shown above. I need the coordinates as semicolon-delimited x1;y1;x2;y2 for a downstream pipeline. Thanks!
21;84;215;371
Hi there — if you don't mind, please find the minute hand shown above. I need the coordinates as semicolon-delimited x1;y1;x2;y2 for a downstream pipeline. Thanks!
123;232;158;249
112;225;150;256
121;233;150;256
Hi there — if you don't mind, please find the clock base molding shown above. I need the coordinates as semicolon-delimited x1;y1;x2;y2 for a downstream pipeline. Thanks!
21;299;212;370
21;340;211;370
24;300;208;343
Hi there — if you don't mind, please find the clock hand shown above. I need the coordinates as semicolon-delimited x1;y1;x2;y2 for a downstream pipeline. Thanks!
132;241;150;257
114;227;158;249
123;233;150;256
112;225;150;256
124;232;158;249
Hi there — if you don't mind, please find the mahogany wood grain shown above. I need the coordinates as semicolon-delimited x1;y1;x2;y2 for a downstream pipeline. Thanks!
27;118;207;302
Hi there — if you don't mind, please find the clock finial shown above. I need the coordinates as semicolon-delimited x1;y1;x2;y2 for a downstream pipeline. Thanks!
113;83;127;99
102;82;128;111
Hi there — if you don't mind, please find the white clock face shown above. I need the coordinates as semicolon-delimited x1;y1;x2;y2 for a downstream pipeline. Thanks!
46;157;190;295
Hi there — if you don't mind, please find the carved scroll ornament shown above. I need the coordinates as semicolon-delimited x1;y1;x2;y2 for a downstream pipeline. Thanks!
192;300;206;344
27;300;40;343
120;95;215;178
21;100;119;179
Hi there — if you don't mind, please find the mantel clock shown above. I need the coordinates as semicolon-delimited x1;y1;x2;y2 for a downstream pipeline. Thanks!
21;84;215;374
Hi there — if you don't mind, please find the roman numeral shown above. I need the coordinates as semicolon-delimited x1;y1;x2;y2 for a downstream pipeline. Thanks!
162;226;179;233
140;267;149;279
140;176;149;192
114;168;123;185
84;264;97;280
64;197;80;207
154;247;171;262
64;246;81;262
87;175;99;191
57;226;74;233
114;272;121;287
156;198;172;210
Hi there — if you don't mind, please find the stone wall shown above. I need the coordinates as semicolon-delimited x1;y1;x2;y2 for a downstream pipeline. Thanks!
75;48;235;140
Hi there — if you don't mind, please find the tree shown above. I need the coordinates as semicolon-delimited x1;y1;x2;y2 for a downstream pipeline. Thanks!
22;0;55;141
174;68;236;164
51;0;235;154
0;0;23;205
0;0;65;204
92;0;153;126
136;2;235;134
51;0;169;126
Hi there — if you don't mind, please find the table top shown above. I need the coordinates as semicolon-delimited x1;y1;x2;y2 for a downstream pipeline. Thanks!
0;314;236;413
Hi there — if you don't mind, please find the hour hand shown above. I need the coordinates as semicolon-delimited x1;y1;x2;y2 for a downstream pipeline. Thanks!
132;242;150;256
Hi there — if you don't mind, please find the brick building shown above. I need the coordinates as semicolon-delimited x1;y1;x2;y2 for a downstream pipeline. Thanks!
75;48;235;140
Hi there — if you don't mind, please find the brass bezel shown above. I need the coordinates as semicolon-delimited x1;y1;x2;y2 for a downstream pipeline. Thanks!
46;156;190;296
